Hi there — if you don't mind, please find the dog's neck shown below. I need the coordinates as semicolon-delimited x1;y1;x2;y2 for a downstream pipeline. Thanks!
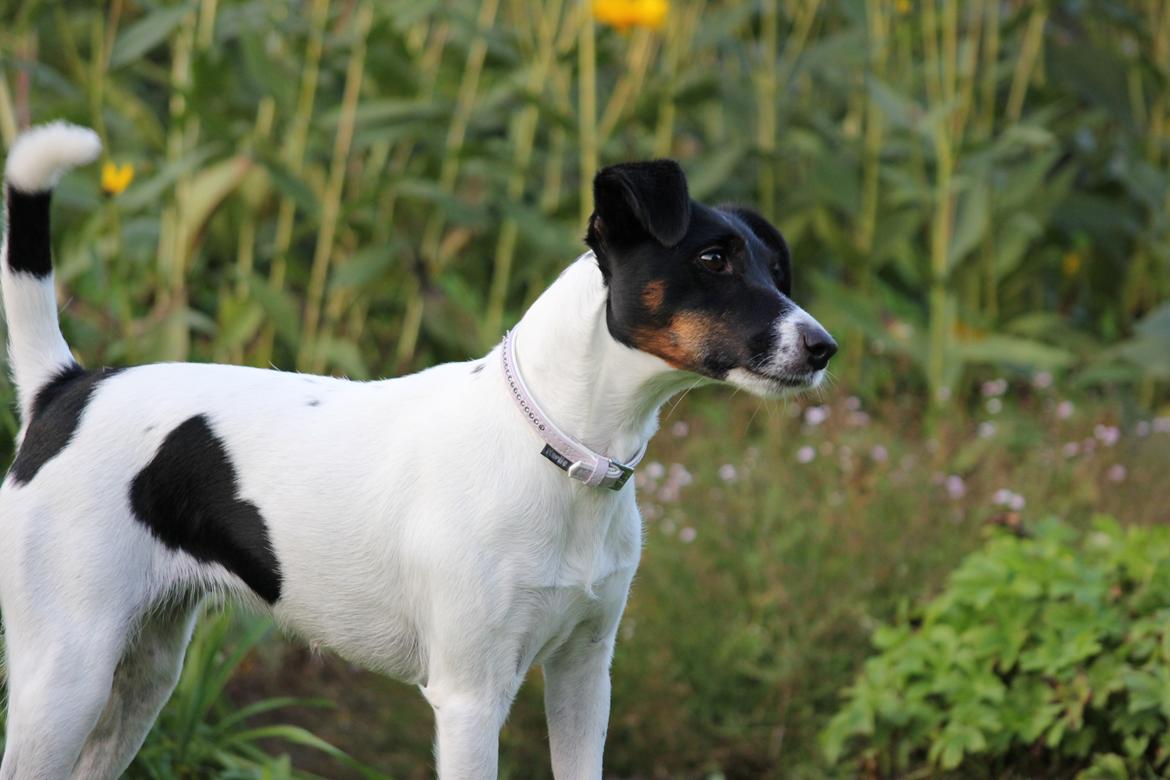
510;254;698;466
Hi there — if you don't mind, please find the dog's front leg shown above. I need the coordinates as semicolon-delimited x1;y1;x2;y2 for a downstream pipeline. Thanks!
542;627;618;780
423;683;512;779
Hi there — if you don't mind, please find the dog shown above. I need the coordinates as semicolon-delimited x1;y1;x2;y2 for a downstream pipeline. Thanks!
0;122;836;779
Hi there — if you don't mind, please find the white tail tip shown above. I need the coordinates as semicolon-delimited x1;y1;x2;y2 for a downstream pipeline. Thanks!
4;121;102;194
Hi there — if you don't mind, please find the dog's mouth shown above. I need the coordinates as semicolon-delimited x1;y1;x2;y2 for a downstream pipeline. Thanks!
724;366;824;398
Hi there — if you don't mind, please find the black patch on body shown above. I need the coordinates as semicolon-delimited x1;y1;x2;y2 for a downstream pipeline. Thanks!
9;364;123;485
5;187;54;278
129;414;282;603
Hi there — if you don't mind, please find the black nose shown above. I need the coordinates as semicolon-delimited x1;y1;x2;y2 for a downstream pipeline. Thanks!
801;325;838;371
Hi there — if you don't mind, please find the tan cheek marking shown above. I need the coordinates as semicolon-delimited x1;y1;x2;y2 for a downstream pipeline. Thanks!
630;312;724;371
642;281;665;312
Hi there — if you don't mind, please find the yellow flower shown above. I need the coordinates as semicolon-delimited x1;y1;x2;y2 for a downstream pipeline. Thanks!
592;0;668;32
1062;251;1082;277
895;0;911;13
101;161;134;196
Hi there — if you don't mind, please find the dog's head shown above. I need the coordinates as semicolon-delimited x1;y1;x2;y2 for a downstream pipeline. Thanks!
586;160;836;397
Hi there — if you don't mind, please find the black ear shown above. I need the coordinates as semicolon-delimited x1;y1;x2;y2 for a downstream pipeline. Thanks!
725;206;791;296
587;160;691;251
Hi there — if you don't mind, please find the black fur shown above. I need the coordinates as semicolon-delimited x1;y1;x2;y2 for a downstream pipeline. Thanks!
598;195;794;377
8;365;124;485
722;206;792;296
129;414;283;604
587;161;691;280
4;187;54;278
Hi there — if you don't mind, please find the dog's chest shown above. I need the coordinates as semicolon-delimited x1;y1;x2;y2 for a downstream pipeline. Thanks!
515;496;641;657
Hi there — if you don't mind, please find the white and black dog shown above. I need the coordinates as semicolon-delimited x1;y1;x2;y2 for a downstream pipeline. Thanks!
0;122;836;779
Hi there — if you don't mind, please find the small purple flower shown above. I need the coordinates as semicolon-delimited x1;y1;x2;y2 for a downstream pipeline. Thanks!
1107;464;1127;483
645;461;666;480
870;445;889;463
944;475;966;500
845;396;862;411
1154;417;1170;434
993;488;1025;511
678;526;697;543
978;421;997;439
718;464;738;483
796;445;816;464
804;405;830;426
1056;400;1075;420
671;421;690;438
1032;371;1053;390
1094;424;1120;447
981;378;1008;397
1062;442;1080;458
985;398;1003;415
668;463;693;487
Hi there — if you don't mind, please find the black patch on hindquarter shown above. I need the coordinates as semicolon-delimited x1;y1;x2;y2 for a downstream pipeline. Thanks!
129;414;283;603
9;364;123;485
5;187;54;278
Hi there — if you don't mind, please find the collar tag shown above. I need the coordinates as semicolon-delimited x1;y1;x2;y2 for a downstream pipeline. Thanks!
540;444;572;471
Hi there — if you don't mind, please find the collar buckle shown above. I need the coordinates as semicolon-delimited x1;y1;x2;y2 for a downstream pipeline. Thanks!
602;461;635;491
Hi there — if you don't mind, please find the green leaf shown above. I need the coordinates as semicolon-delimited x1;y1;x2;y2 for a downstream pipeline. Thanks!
948;179;989;271
954;336;1075;370
111;5;192;68
328;244;403;291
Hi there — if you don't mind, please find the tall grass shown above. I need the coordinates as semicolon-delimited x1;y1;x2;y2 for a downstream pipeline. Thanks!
0;0;1165;421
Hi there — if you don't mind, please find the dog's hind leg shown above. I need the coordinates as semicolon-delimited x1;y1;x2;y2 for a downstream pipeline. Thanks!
69;602;200;780
0;612;129;780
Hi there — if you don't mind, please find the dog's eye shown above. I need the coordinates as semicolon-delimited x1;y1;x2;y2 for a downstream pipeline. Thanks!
697;249;730;274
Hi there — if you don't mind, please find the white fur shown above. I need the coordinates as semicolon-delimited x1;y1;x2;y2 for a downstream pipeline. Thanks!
4;122;101;193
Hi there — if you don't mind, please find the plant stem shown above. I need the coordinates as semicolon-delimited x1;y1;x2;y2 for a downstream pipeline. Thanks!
299;2;373;373
397;0;500;369
255;0;332;367
1005;7;1048;123
578;5;598;225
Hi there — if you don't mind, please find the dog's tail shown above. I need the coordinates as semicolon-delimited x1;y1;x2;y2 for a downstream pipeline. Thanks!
2;122;101;422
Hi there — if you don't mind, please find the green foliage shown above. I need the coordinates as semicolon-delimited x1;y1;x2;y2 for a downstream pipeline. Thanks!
823;518;1170;779
0;0;1166;421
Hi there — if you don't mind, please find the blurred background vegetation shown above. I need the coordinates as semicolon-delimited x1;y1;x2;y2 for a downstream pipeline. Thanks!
1;0;1169;777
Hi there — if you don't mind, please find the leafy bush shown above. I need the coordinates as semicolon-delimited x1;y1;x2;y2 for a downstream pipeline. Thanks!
823;518;1170;779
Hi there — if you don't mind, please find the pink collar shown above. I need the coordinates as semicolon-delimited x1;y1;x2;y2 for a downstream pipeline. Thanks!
501;330;646;491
